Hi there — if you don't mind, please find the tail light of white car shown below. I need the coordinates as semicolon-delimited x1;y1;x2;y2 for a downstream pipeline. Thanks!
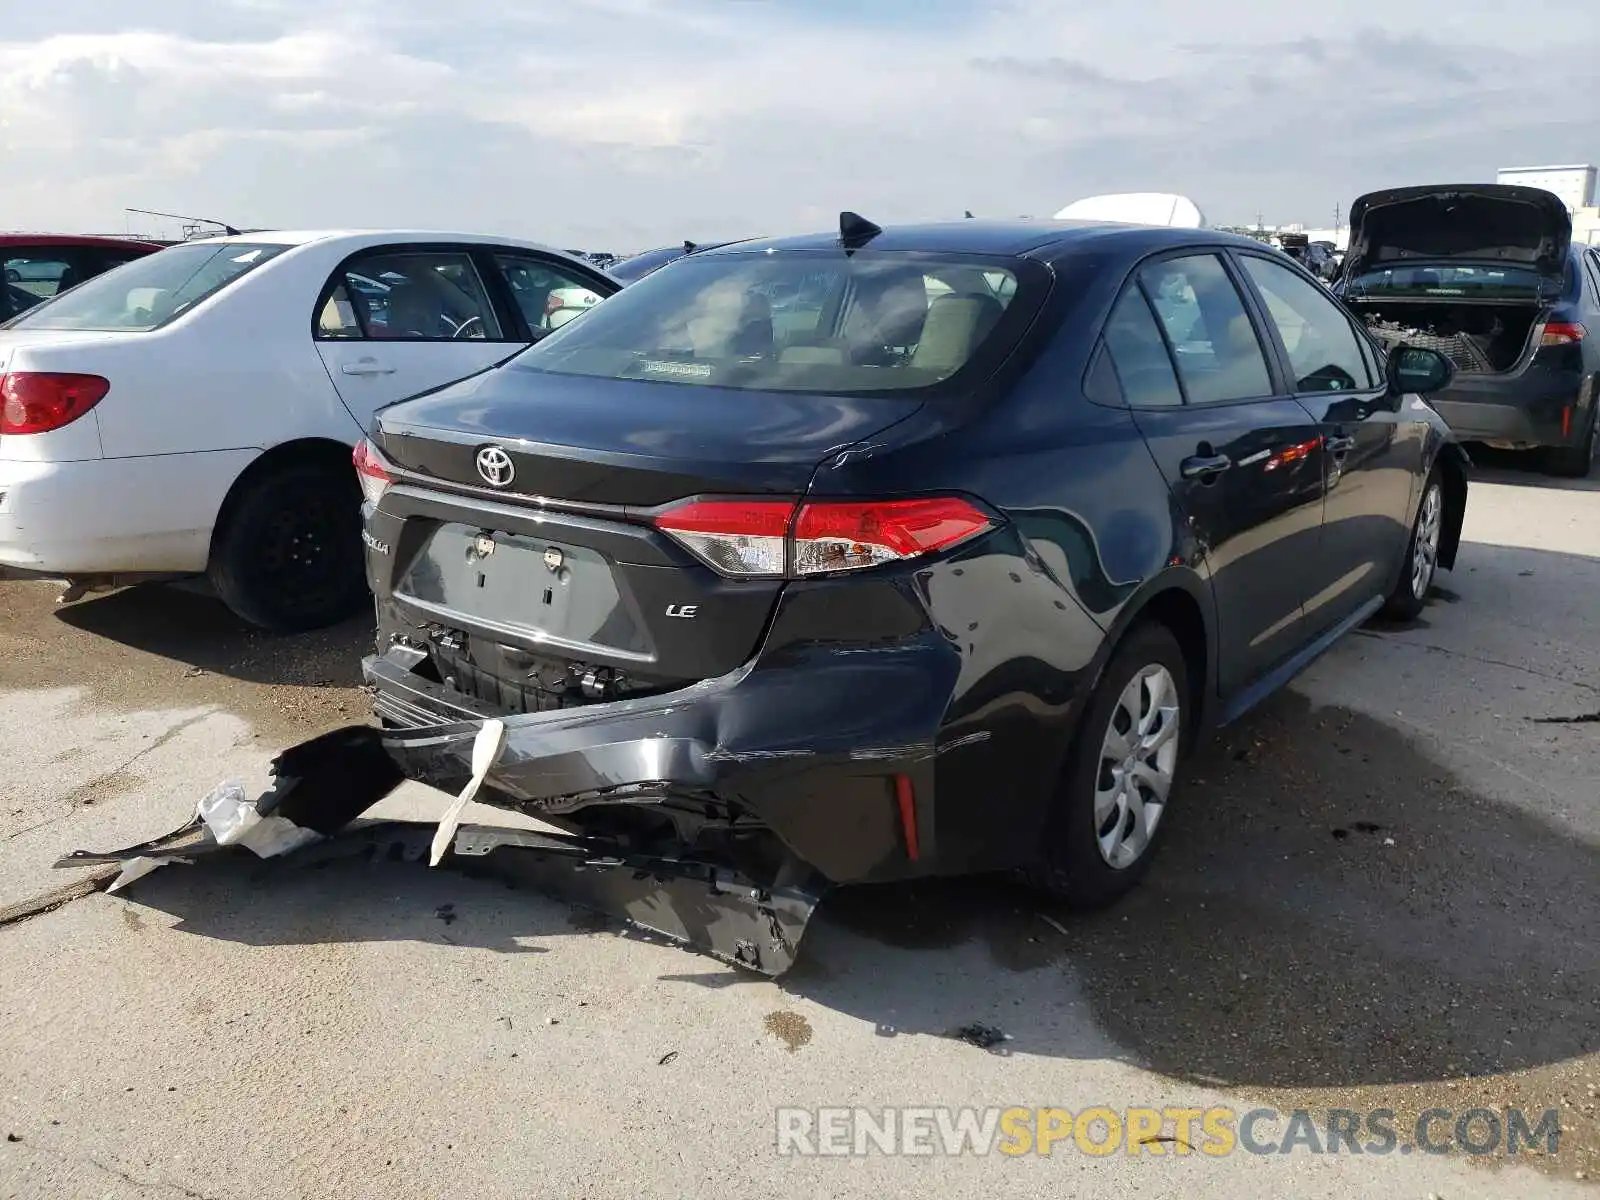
0;372;111;435
652;495;997;578
352;438;394;506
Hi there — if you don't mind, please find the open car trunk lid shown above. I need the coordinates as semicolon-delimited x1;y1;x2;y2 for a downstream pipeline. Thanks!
1343;184;1571;285
367;365;922;705
1340;185;1573;377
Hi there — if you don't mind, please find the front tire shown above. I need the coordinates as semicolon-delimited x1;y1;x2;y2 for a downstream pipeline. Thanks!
1027;622;1189;909
208;463;368;633
1381;469;1443;621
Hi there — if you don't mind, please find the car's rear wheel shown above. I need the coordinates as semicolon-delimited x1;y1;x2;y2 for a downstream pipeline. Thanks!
1381;469;1443;621
1545;411;1597;478
209;463;368;632
1027;622;1189;909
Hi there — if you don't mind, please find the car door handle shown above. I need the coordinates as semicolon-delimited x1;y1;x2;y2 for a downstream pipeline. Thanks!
1326;434;1357;455
341;359;396;376
1180;452;1232;479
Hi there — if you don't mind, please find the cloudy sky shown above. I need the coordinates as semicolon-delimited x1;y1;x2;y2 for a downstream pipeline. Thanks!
2;0;1594;250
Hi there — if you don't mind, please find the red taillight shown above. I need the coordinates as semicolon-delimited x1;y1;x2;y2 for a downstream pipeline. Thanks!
352;438;393;506
1541;321;1587;347
652;495;996;578
0;372;111;435
792;497;997;574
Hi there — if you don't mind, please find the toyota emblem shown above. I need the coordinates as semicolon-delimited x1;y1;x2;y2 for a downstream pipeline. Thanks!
475;446;515;487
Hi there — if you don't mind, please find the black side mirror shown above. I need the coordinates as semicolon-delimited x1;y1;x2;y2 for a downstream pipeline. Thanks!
1387;344;1453;397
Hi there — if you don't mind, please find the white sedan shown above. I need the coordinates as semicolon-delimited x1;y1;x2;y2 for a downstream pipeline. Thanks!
0;230;617;630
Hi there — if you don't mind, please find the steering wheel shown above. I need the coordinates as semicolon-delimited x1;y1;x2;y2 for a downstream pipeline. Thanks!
451;314;484;340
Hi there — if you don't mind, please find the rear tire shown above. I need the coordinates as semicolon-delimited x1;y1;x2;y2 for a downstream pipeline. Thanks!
1381;469;1443;621
208;463;368;633
1026;622;1189;910
1545;413;1597;478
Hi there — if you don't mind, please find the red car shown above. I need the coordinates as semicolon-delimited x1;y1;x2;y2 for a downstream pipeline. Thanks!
2;234;164;321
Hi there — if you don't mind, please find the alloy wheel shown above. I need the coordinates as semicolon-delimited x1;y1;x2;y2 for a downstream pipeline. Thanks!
1094;663;1181;869
1411;483;1442;600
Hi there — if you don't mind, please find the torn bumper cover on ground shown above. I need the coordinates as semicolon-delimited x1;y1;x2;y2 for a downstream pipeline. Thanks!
54;721;822;975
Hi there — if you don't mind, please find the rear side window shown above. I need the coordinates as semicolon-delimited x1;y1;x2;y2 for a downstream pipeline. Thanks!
1101;287;1184;408
6;242;288;332
509;251;1039;395
1238;255;1375;392
319;250;503;341
3;252;72;318
1140;254;1274;404
316;285;365;339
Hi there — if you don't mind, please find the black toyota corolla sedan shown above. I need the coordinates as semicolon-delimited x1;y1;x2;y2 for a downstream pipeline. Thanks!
348;213;1468;967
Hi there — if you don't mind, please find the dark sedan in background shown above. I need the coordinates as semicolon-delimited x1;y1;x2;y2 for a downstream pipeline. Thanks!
606;240;750;284
347;213;1467;969
1336;184;1599;477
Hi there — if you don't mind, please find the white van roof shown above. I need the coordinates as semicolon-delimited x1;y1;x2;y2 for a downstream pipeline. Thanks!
1053;193;1207;228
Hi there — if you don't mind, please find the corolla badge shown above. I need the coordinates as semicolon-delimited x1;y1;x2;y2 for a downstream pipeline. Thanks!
475;445;515;487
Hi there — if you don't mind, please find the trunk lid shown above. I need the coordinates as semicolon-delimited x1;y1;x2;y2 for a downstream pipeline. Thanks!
368;365;923;702
1343;184;1571;287
372;362;920;505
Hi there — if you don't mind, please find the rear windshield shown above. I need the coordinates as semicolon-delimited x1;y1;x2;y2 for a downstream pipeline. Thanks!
508;250;1039;394
4;242;289;332
1345;263;1556;298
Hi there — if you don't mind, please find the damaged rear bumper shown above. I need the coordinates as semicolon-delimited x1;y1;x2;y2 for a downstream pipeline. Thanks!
361;632;974;887
53;634;973;979
56;723;819;974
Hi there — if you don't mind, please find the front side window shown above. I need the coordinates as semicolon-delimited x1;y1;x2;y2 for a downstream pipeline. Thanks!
1239;255;1375;392
1101;286;1184;408
492;254;608;333
1139;254;1274;404
318;250;503;341
506;251;1037;395
5;242;288;332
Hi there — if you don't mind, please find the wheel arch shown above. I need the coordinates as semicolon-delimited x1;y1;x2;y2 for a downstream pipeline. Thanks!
207;436;357;568
1094;569;1216;739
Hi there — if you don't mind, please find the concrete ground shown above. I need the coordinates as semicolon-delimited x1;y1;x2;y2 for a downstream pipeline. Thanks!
0;452;1595;1199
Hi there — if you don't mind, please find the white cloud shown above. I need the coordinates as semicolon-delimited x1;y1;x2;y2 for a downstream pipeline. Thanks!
1;0;1595;248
